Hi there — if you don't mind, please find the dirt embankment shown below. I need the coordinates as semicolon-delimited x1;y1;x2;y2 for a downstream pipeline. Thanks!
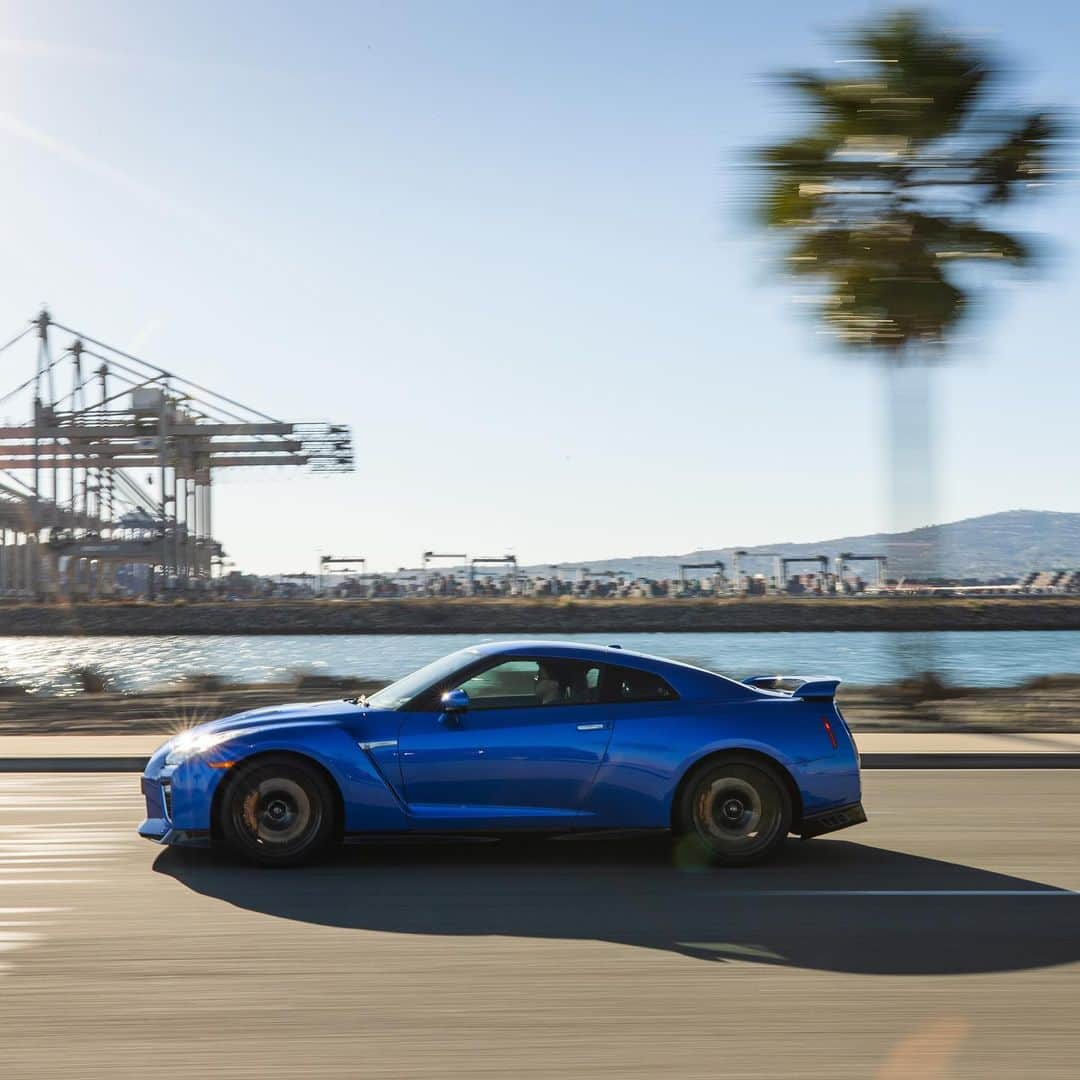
2;597;1080;635
0;680;384;736
1;674;1078;736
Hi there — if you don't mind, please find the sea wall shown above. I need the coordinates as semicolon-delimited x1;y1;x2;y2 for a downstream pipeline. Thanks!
1;597;1080;635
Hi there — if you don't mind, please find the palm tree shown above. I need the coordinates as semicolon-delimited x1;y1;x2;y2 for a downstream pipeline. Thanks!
752;10;1062;580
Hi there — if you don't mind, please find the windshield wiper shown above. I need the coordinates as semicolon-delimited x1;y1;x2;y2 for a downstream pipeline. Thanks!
344;693;369;707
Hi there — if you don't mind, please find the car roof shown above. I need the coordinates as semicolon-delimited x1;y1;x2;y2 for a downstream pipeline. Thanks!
460;639;746;700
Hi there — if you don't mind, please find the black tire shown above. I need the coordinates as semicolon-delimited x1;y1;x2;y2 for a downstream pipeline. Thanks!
218;755;336;867
675;757;791;867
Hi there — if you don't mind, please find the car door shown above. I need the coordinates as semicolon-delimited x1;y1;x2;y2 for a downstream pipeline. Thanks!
397;656;614;822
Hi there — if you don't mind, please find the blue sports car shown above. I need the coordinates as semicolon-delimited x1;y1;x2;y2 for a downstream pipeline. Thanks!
139;640;865;867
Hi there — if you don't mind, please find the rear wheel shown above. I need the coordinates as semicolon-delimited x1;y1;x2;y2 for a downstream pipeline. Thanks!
218;756;335;867
676;758;791;866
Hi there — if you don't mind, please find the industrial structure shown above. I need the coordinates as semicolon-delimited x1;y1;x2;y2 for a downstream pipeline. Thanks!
318;556;368;596
306;549;895;601
677;561;727;593
731;550;784;593
421;552;521;594
0;309;353;598
836;552;888;591
421;551;469;590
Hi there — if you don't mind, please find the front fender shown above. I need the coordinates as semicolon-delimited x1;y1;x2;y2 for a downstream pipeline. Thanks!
167;723;410;834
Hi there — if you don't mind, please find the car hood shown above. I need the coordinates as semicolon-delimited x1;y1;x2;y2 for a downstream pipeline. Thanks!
158;700;400;757
146;700;404;776
196;699;361;734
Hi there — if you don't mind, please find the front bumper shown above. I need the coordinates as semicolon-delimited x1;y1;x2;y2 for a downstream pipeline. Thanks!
138;772;211;848
799;800;867;839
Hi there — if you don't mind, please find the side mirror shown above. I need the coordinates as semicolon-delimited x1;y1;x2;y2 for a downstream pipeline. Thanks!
440;688;469;713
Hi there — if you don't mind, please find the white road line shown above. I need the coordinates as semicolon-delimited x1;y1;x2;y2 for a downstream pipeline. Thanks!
0;834;128;842
0;821;135;829
0;776;135;976
0;803;133;810
0;908;69;914
0;936;46;950
0;880;96;886
0;833;131;841
677;942;786;959
0;856;117;864
0;847;125;856
704;889;1079;897
0;862;116;871
0;840;130;846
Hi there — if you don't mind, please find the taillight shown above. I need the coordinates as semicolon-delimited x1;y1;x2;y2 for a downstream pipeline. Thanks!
822;717;838;750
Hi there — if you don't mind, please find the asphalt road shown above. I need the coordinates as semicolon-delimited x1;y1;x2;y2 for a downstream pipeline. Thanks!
0;771;1078;1079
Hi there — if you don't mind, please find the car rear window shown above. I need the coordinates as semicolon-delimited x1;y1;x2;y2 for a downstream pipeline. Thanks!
601;665;678;703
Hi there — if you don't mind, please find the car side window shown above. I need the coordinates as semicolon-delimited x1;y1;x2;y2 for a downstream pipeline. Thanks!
450;658;604;710
454;660;541;709
600;664;678;703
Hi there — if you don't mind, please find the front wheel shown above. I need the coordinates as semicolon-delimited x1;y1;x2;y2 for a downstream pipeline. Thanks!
676;758;791;866
218;755;336;867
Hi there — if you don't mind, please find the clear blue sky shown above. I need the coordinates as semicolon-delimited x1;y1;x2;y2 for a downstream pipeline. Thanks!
0;1;1075;573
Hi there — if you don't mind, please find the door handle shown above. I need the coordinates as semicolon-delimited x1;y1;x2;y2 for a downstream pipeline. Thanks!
576;722;607;731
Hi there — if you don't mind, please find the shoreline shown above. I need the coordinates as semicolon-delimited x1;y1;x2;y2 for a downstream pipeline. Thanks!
1;597;1080;635
3;676;1080;735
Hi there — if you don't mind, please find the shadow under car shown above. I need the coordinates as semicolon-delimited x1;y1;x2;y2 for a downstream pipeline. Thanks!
154;834;1080;976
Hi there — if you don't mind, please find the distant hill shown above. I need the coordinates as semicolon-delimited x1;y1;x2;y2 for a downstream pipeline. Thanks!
526;510;1080;582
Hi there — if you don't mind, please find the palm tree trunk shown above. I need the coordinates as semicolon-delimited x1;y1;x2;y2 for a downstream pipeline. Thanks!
883;355;939;571
883;353;941;681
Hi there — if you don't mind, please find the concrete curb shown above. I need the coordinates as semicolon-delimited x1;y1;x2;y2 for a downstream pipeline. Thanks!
3;754;1080;773
0;757;150;772
861;753;1080;769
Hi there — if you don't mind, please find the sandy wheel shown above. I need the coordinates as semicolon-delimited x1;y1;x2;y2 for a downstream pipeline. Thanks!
677;758;791;866
219;756;335;867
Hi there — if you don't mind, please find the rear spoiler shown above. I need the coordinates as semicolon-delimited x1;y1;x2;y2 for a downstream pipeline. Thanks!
743;675;841;701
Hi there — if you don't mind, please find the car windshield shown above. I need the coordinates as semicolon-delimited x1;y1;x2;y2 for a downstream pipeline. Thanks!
363;648;477;710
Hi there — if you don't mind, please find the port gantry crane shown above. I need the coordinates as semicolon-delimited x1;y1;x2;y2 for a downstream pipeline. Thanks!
835;552;888;590
779;554;832;593
318;556;367;595
419;552;522;593
730;550;784;593
421;551;469;592
677;561;727;593
469;554;520;593
0;309;354;598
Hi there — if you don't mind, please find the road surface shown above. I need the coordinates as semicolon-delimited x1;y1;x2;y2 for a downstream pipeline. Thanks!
0;770;1078;1078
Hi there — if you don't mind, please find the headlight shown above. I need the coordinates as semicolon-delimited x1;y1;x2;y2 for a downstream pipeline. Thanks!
165;728;253;767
